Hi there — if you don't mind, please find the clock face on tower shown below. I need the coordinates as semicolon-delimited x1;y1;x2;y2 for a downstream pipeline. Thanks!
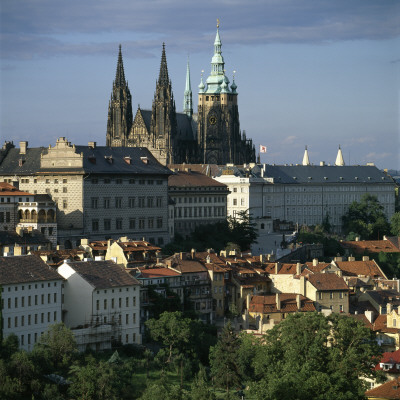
209;115;217;125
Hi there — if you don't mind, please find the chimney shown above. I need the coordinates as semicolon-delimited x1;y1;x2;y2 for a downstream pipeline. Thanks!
296;262;302;275
300;276;306;296
88;141;96;148
334;256;343;262
191;248;196;259
355;236;360;241
19;141;28;155
275;262;281;274
119;236;128;242
276;293;281;310
320;161;325;166
246;293;251;310
364;310;373;323
348;256;355;262
362;256;369;261
80;239;89;245
260;254;265;263
296;294;301;310
220;250;227;257
156;251;162;264
312;258;318;267
14;245;23;256
387;303;392;314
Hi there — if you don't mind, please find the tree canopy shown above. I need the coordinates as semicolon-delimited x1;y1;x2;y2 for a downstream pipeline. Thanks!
391;212;400;236
342;194;390;240
250;312;382;400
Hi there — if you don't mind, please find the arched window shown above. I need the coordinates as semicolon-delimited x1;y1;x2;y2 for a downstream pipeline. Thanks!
38;209;46;223
47;209;55;223
31;210;37;222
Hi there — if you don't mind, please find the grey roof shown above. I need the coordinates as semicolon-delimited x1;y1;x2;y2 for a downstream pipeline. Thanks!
64;260;140;289
216;164;394;184
0;255;63;285
138;110;196;141
0;145;171;176
0;230;51;246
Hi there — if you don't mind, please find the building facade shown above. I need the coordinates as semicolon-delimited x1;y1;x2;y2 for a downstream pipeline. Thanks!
0;255;64;351
57;259;141;351
0;138;172;247
214;161;396;233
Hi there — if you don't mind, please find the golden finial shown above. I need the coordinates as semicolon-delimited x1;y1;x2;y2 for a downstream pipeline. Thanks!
217;18;220;29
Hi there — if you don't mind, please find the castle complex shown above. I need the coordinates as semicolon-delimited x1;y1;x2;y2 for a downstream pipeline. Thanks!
106;24;256;165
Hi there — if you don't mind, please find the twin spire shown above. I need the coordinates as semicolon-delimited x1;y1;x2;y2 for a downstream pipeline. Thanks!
183;58;193;118
302;146;345;166
158;43;169;86
115;44;126;87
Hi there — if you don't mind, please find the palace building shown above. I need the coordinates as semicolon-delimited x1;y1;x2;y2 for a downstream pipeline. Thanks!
106;23;255;166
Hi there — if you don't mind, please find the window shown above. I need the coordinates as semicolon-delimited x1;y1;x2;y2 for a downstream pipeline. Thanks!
28;296;31;306
330;292;334;299
115;197;122;208
339;305;344;313
139;218;145;229
91;197;98;208
318;292;322;300
233;198;237;206
147;197;154;208
35;295;38;305
339;292;344;299
48;293;51;303
111;298;115;308
116;219;123;230
21;316;24;326
63;179;67;184
41;294;44;304
129;218;136;229
35;314;38;324
119;298;122;308
96;300;99;311
129;179;135;184
63;200;68;209
139;179;145;185
63;187;67;193
104;299;107;310
138;197;145;208
104;198;110;208
41;313;44;323
54;311;57;321
104;178;111;184
126;297;129;307
128;197;135;208
28;315;31;325
133;296;136;307
116;178;122;184
92;219;99;231
148;218;154;229
133;313;136;324
126;314;129;324
156;197;162;207
148;180;154;185
91;178;98;184
15;297;18;308
104;219;111;230
157;217;163;229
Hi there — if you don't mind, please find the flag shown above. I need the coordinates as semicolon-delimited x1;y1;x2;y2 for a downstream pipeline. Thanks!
260;145;267;153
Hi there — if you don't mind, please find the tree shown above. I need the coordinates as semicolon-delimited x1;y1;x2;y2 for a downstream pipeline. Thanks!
33;322;77;373
250;313;382;400
146;311;191;364
391;212;400;236
209;322;242;395
227;209;258;251
342;194;390;239
190;365;216;400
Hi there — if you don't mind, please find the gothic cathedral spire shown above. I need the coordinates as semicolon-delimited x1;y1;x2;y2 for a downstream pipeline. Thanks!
183;58;193;118
106;45;133;147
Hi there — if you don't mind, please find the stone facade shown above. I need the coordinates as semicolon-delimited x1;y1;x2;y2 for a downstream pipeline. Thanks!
0;138;171;248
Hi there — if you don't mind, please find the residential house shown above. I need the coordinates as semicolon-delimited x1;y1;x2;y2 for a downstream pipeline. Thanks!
0;255;64;351
0;228;51;256
365;377;400;399
57;259;141;351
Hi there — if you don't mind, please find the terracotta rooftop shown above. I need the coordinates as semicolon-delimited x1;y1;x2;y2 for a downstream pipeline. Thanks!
117;241;161;252
0;255;63;285
348;314;373;330
375;350;400;372
0;182;33;196
372;314;400;334
166;255;208;274
365;377;400;399
249;294;316;314
168;170;228;188
137;267;181;279
304;262;331;273
63;260;140;289
335;260;387;279
307;273;349;291
342;239;400;254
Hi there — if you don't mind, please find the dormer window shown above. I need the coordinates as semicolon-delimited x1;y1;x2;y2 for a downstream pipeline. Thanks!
140;156;148;164
104;155;113;164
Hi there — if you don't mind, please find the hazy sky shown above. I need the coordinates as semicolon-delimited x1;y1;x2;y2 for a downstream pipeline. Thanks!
1;0;399;170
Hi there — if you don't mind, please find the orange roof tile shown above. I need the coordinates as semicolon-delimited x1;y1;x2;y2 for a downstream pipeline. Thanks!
365;377;400;399
342;240;400;254
336;260;387;279
138;267;181;278
249;294;315;314
0;182;33;196
307;273;349;291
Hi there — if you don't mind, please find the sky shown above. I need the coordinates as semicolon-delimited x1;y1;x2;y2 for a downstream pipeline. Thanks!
1;0;399;170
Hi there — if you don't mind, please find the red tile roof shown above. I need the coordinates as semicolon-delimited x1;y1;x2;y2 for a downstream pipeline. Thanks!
168;170;227;188
249;294;316;314
365;377;400;399
342;240;400;254
138;267;181;279
375;350;400;372
0;182;33;196
335;260;387;279
307;273;349;291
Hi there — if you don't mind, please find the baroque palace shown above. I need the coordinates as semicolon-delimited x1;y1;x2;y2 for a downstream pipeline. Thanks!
106;23;256;166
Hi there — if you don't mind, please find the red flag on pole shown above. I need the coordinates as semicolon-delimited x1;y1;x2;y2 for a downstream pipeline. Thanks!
260;145;267;153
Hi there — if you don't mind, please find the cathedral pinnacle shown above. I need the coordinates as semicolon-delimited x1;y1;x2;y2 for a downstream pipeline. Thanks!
183;57;193;118
302;146;311;166
335;145;345;166
115;44;126;87
158;43;169;86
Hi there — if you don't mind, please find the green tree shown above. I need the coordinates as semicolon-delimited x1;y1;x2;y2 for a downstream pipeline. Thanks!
33;322;77;373
391;212;400;236
227;209;258;251
250;313;382;400
190;365;216;400
342;194;390;239
139;371;186;400
146;311;191;364
209;322;242;395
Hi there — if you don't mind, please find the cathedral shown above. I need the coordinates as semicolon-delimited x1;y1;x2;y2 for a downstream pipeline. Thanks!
106;24;255;165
